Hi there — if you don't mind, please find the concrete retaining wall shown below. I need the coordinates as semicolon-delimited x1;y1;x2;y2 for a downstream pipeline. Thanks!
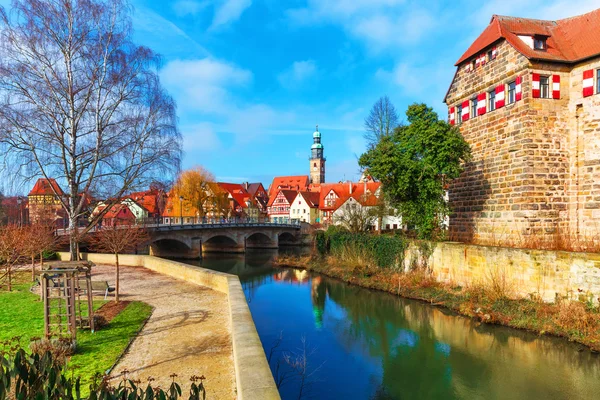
404;242;600;303
58;252;280;400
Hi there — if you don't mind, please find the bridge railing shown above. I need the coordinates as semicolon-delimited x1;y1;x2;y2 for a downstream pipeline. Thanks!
56;218;301;235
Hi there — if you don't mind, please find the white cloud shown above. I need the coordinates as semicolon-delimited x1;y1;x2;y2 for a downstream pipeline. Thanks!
181;123;221;153
277;60;318;89
161;58;252;114
172;0;209;17
132;5;208;58
286;0;434;50
210;0;253;31
161;58;299;145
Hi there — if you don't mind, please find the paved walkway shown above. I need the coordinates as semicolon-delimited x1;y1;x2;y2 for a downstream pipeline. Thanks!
92;264;235;399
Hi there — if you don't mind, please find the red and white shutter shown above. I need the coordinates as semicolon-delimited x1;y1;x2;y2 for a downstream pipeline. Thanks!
475;57;481;68
461;100;470;122
491;46;498;59
495;85;505;108
480;54;486;66
477;93;486;115
552;75;560;99
515;76;523;101
532;73;541;98
449;107;456;125
583;70;594;97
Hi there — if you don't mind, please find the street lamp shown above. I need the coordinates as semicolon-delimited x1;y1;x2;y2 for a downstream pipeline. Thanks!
179;196;184;225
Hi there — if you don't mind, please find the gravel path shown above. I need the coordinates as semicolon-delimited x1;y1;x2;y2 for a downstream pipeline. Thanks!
92;264;235;399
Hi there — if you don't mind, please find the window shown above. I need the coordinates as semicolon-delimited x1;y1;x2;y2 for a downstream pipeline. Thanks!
488;90;496;111
540;75;550;98
471;60;476;71
533;37;546;50
457;104;462;124
507;81;516;104
487;49;493;62
597;69;600;94
471;97;477;118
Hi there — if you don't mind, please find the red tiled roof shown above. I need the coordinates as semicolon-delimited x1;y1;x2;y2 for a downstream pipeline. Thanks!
268;176;309;198
318;182;381;211
297;191;320;208
28;178;64;197
267;189;299;207
246;183;266;197
127;190;163;215
456;10;600;65
218;182;251;209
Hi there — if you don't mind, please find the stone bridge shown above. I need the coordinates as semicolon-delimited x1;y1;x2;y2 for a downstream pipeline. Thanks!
146;222;302;259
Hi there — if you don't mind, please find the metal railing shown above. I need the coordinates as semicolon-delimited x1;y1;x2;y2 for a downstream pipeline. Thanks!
56;218;301;235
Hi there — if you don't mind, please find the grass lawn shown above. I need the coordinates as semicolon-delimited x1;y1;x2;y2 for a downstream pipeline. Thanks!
0;272;152;393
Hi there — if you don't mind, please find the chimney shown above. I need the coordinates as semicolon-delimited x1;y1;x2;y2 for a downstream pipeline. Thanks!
348;180;352;194
364;180;367;195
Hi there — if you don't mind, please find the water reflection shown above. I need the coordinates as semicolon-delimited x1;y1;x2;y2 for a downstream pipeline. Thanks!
182;252;600;400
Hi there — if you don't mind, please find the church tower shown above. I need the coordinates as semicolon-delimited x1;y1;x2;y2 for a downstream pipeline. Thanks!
309;125;325;184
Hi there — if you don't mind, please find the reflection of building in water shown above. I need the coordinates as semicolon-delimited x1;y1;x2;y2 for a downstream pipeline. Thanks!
272;269;309;284
311;276;328;329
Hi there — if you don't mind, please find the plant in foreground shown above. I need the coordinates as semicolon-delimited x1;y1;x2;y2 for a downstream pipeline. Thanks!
0;342;206;400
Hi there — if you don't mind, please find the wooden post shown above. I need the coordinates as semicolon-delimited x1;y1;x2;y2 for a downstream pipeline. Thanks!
86;273;95;333
67;273;77;339
42;274;50;339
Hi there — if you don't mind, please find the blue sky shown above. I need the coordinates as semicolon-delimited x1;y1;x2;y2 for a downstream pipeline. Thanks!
4;0;600;187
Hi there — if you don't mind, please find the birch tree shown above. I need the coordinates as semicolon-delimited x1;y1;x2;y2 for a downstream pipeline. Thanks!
0;0;182;260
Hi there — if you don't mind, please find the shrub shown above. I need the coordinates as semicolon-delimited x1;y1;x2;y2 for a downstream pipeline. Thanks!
320;227;407;269
0;344;207;400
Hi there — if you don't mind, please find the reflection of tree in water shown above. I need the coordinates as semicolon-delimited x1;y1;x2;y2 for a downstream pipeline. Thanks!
310;276;327;330
323;278;491;400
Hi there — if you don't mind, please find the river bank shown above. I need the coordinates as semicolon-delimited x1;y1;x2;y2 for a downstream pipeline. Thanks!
276;254;600;352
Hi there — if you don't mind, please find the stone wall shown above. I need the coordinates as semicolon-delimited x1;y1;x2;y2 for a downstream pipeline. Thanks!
404;242;600;304
446;38;600;246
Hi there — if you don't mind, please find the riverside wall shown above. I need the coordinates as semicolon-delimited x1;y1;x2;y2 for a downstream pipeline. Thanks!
58;252;280;400
403;242;600;303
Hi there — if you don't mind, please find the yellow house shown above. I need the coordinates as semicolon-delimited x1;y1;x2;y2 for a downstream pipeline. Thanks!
289;191;320;224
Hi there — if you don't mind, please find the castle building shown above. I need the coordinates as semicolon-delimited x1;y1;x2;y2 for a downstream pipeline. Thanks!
309;126;326;185
445;9;600;244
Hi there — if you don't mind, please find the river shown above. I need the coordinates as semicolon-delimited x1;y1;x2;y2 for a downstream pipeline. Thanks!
181;251;600;400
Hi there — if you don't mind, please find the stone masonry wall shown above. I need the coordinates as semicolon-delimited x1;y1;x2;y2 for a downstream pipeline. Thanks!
404;242;600;304
444;39;600;246
566;59;600;239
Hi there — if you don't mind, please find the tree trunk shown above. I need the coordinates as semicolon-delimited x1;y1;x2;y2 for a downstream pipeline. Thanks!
39;251;44;268
31;255;35;282
69;216;78;261
115;252;120;303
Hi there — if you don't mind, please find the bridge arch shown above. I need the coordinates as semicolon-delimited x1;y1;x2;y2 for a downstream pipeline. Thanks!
278;231;299;246
202;234;244;253
149;238;201;259
245;232;277;249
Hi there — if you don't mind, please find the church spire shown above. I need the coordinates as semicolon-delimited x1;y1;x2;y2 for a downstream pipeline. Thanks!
310;126;325;184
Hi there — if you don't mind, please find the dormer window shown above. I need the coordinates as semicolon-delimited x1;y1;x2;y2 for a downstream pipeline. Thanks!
533;36;547;50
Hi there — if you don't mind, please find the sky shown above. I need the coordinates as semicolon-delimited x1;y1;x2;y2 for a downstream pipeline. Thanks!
3;0;600;188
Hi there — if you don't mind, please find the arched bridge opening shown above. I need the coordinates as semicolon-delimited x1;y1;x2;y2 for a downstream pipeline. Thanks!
246;232;277;250
278;232;299;246
202;235;244;253
149;238;201;259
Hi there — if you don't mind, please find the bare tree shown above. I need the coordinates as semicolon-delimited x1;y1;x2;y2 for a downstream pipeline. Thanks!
334;200;376;233
364;96;399;147
0;0;182;261
0;224;27;291
89;224;149;302
23;223;56;281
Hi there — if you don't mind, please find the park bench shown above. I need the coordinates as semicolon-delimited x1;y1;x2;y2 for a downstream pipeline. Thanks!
78;280;115;300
